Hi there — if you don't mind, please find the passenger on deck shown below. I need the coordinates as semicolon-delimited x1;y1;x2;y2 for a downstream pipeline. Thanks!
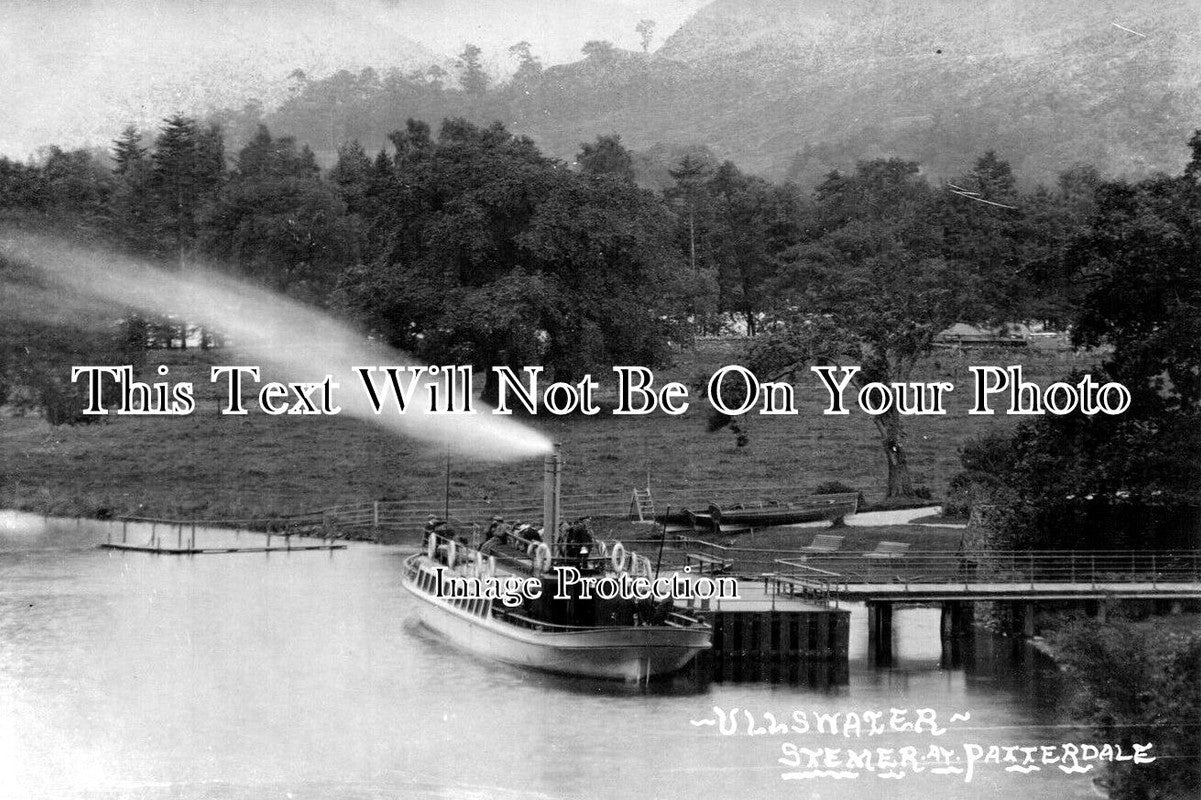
513;522;542;545
484;516;510;546
563;517;595;569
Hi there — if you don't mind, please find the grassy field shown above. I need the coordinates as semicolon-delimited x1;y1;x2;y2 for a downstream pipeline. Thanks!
0;340;1098;522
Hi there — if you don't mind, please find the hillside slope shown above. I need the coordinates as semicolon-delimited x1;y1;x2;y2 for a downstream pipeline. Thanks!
263;0;1201;185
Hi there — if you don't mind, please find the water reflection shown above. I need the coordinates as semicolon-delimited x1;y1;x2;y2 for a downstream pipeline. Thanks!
0;512;1097;800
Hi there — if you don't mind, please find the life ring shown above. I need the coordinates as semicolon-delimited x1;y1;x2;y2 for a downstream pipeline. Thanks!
611;541;628;573
633;554;653;579
426;534;436;559
595;539;609;560
532;542;552;573
446;540;457;569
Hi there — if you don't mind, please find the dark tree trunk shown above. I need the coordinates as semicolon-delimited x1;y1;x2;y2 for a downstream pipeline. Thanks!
873;406;915;498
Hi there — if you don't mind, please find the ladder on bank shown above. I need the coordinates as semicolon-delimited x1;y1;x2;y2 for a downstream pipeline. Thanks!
630;487;656;523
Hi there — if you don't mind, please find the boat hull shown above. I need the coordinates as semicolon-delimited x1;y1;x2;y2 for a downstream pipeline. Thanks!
402;558;710;681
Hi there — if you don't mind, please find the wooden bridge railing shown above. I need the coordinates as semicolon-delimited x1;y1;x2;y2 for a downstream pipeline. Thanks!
772;550;1201;591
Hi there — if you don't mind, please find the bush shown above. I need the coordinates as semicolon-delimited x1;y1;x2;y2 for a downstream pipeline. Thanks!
1050;621;1201;799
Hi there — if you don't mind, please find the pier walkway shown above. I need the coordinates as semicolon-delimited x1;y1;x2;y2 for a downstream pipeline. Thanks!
763;549;1200;656
769;550;1201;603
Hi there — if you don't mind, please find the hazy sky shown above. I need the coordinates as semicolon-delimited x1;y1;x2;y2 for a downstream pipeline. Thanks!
0;0;708;157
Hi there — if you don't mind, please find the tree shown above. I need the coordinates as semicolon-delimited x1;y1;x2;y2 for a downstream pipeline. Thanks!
112;126;146;175
635;19;656;52
508;41;543;88
345;118;683;402
736;159;983;498
149;115;225;348
151;114;224;270
456;43;489;97
665;152;720;332
940;151;1025;315
0;157;46;211
234;125;318;179
959;133;1201;549
706;161;798;335
108;127;158;255
666;153;713;275
1002;163;1102;328
1069;176;1201;412
200;126;358;300
424;65;449;91
577;134;635;181
35;146;112;222
582;40;616;61
518;170;686;381
328;139;373;216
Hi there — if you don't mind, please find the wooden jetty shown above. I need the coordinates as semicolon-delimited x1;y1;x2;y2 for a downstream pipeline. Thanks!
101;542;345;555
101;517;345;555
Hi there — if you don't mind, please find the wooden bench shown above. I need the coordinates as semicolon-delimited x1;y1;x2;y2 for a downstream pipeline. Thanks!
803;534;845;553
864;541;911;559
685;552;733;574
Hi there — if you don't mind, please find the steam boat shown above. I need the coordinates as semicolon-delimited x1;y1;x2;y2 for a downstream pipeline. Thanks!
401;447;712;681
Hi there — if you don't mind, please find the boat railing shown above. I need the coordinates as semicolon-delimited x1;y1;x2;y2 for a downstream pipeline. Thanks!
422;531;644;577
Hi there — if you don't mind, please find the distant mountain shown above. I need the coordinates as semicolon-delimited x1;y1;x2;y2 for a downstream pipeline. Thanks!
262;0;1201;187
2;1;441;159
653;0;1201;182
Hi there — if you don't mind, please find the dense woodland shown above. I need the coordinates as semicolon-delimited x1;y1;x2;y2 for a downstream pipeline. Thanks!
1;114;1198;528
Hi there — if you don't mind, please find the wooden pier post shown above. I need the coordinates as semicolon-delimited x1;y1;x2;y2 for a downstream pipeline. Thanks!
940;601;972;638
867;602;893;666
1013;601;1036;638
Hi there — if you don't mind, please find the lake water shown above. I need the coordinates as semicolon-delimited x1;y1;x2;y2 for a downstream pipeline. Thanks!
0;511;1104;800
